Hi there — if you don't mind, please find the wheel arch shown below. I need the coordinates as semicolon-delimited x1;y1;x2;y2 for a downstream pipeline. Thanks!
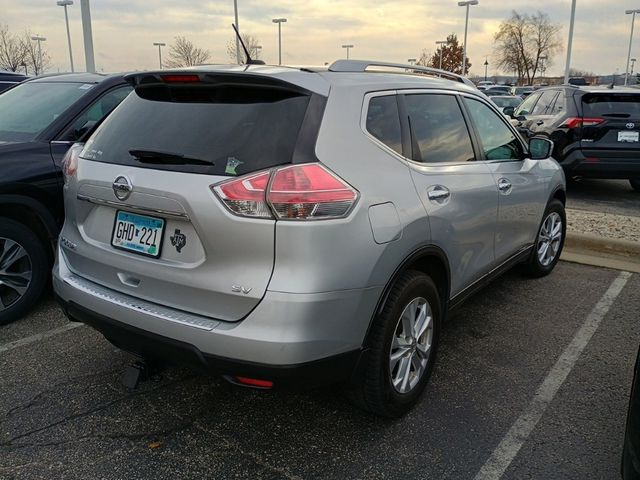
0;194;59;257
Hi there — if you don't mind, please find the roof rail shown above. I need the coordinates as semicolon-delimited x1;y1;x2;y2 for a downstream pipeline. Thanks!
328;60;477;88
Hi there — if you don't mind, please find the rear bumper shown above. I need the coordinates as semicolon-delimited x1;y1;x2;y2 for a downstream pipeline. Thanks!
53;247;379;386
560;149;640;179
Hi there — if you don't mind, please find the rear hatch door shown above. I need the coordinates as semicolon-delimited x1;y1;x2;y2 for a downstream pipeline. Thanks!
64;72;321;321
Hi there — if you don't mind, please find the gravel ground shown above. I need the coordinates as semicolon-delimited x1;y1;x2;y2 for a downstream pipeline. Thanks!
567;208;640;243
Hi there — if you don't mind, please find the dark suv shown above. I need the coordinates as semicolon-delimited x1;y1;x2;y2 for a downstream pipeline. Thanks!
0;73;131;324
508;85;640;191
0;70;28;93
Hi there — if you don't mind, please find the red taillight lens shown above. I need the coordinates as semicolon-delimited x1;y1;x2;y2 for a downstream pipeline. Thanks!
561;117;604;129
267;164;358;220
61;143;83;185
160;74;201;83
212;164;358;220
234;377;274;389
213;171;273;218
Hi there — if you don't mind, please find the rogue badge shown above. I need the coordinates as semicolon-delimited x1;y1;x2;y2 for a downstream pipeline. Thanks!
170;229;186;253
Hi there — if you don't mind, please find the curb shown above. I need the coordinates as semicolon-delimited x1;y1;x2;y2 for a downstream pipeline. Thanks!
562;231;640;273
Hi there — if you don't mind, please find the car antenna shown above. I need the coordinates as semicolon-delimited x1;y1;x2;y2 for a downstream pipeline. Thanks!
232;24;265;65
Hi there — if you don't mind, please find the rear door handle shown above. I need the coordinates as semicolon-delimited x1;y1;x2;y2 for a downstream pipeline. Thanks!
498;178;512;193
427;186;450;201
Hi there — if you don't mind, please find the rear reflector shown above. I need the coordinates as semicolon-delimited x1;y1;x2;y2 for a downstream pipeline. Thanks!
561;117;604;129
213;163;358;221
234;377;274;389
61;143;83;185
160;74;201;83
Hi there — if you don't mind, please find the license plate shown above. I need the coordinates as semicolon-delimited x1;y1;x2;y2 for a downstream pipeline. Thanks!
111;211;165;258
618;131;639;142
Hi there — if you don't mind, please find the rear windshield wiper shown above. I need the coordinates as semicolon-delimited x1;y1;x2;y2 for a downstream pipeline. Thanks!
129;149;213;166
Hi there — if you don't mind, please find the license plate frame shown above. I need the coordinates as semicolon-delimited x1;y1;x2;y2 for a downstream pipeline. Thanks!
618;131;639;143
111;210;165;258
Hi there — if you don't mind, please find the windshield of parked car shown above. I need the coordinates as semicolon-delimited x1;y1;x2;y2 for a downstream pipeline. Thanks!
0;82;91;143
492;96;522;108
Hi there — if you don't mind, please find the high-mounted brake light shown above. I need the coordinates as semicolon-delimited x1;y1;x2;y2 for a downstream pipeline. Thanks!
212;164;359;220
561;117;604;129
61;143;83;185
160;74;201;83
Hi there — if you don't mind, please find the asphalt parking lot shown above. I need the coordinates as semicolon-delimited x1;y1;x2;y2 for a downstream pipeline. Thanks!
567;178;640;217
1;261;638;480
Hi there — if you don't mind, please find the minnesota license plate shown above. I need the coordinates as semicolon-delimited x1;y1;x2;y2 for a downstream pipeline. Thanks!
111;211;165;258
618;131;639;143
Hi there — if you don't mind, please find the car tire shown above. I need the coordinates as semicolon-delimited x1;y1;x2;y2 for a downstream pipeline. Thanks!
630;179;640;192
0;218;49;325
348;270;441;418
523;199;566;278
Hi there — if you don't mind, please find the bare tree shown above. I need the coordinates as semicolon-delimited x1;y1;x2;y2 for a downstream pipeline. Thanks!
418;34;470;75
494;10;562;85
22;32;51;75
0;24;27;72
226;33;261;63
164;36;211;68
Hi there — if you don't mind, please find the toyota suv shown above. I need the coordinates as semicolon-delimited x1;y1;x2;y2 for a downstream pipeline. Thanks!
53;61;566;417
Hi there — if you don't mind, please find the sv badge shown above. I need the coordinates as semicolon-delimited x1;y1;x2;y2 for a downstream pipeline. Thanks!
232;285;252;294
170;229;186;253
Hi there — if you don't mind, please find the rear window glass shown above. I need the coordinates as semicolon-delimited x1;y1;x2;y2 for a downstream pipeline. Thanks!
366;95;402;155
582;94;640;117
81;86;311;176
0;82;90;143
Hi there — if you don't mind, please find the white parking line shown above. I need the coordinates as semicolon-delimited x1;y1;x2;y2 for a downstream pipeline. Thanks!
474;270;633;480
0;323;84;354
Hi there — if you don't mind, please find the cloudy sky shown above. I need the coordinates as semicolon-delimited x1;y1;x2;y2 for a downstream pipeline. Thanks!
1;0;639;77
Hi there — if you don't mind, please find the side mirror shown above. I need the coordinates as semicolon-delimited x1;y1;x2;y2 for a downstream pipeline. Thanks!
529;136;554;160
503;106;515;118
74;120;97;141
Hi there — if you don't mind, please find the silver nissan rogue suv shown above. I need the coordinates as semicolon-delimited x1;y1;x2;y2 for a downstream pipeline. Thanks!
54;60;566;417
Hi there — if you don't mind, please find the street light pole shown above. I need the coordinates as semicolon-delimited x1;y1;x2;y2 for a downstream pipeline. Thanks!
458;0;479;76
408;58;417;66
625;9;640;86
253;45;262;59
484;57;488;81
57;1;74;72
30;35;47;74
632;58;638;82
436;40;447;70
564;0;576;84
539;54;548;80
153;42;166;69
80;0;95;73
233;0;240;64
272;18;287;65
342;44;354;60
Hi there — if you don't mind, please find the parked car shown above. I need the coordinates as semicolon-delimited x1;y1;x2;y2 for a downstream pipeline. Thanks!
490;95;523;115
0;72;132;325
484;85;512;96
505;85;640;191
568;77;589;86
53;61;566;417
510;86;534;98
0;70;28;93
623;346;640;479
477;80;494;89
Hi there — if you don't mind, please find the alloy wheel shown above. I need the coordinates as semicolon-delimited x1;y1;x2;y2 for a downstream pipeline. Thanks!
537;212;563;267
0;237;32;311
389;297;433;394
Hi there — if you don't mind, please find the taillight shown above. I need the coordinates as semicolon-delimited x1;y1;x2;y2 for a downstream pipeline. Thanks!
268;164;357;220
213;171;272;218
212;164;358;221
561;117;604;129
61;143;83;185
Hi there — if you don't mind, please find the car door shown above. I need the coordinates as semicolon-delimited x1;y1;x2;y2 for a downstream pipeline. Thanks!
462;95;548;263
49;85;133;171
400;91;498;297
516;89;559;138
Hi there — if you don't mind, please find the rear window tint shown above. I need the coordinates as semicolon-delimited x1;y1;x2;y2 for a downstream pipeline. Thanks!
366;95;402;155
582;94;640;117
81;87;312;176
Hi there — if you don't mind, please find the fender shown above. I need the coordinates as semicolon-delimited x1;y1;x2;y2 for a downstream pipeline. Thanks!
0;194;60;241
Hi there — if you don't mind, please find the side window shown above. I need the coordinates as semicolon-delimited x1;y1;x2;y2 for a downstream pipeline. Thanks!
531;90;559;116
404;93;475;163
551;90;566;115
365;95;402;155
59;86;132;142
514;93;540;116
463;98;524;161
